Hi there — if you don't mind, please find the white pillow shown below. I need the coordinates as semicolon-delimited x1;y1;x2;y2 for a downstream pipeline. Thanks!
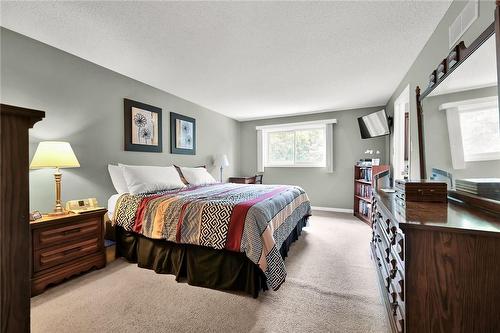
108;164;129;193
180;167;217;185
120;164;186;195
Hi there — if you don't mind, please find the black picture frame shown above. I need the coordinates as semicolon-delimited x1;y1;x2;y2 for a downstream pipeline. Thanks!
124;98;162;153
170;112;196;155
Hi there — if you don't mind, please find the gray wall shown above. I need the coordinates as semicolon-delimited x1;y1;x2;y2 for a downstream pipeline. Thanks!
1;28;241;212
239;107;387;209
385;0;497;179
422;86;500;179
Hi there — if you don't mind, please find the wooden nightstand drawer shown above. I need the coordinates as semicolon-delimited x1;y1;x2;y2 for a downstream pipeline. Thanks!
30;209;107;295
33;237;100;273
33;216;100;250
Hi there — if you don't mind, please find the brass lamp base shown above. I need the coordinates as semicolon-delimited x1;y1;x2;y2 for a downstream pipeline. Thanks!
48;168;69;217
47;210;70;217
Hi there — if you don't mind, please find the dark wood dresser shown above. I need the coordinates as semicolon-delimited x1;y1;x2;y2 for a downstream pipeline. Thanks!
30;209;107;296
0;104;44;333
371;191;500;333
228;176;256;184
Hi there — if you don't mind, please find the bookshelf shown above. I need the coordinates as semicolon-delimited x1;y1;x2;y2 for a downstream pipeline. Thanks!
353;164;390;225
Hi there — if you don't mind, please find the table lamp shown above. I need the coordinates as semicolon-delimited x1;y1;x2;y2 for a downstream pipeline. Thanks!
214;154;229;182
30;141;80;216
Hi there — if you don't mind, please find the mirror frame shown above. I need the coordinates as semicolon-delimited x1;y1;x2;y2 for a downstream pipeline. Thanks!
415;2;500;180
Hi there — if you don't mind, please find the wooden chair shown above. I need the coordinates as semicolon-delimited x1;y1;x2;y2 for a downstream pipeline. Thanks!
254;173;264;184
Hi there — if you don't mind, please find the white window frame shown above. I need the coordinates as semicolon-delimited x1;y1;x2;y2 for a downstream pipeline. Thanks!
440;96;500;169
393;85;410;180
256;119;336;172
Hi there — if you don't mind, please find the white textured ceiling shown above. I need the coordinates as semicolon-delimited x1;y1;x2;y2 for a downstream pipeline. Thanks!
1;1;452;121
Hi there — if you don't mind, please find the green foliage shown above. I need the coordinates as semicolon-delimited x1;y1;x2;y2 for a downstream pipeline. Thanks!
267;128;325;165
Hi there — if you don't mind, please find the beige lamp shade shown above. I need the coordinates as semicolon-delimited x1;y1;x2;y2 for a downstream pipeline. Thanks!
30;141;80;169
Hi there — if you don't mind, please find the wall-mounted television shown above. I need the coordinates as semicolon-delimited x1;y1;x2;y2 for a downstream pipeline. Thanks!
358;109;391;139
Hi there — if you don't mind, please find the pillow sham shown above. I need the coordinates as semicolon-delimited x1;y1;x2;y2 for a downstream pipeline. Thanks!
179;166;217;186
174;164;206;185
120;164;186;195
108;164;129;193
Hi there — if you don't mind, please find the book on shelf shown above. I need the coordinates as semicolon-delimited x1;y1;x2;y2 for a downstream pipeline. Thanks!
359;168;373;182
357;184;372;198
358;200;371;217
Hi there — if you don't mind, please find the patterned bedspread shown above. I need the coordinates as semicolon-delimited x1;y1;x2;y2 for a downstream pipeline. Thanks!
111;183;311;290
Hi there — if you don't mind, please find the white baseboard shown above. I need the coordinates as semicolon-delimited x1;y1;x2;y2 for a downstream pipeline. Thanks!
311;206;353;214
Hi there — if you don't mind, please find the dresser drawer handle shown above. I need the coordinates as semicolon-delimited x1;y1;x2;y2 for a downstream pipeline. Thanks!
63;228;81;236
390;302;398;315
62;247;81;256
386;276;392;286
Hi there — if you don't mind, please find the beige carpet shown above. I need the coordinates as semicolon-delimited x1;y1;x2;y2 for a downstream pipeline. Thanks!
31;211;389;333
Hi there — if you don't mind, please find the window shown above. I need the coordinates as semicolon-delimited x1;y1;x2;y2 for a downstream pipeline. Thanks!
440;96;500;169
266;127;326;167
459;106;500;161
256;119;336;171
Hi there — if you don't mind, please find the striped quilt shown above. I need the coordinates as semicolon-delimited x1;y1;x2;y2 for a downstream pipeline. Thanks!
111;183;311;290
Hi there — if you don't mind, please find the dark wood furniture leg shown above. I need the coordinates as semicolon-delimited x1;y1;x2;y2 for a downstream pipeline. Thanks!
1;104;44;333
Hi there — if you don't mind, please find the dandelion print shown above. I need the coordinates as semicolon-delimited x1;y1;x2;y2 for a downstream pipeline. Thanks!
176;119;194;149
134;113;147;127
140;127;152;140
131;107;158;146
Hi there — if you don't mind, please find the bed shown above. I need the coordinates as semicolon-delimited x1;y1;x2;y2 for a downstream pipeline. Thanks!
109;182;311;297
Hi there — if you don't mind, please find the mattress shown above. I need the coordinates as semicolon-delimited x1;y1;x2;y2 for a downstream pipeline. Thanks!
110;183;311;290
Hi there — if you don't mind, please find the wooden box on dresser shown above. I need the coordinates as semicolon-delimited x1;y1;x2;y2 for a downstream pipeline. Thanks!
371;191;500;333
30;209;107;296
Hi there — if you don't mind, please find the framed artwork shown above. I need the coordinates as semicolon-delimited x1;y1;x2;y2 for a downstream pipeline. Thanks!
170;112;196;155
124;98;162;152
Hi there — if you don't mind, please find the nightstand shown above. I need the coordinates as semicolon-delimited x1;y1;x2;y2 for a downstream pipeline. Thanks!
30;209;107;296
228;176;256;184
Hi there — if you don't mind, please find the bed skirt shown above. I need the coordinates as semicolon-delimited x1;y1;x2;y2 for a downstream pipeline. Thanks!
115;215;309;298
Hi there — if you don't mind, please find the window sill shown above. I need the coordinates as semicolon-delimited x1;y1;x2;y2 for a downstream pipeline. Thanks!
464;153;500;162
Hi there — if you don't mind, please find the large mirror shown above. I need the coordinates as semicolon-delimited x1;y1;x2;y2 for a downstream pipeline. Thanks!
420;31;500;198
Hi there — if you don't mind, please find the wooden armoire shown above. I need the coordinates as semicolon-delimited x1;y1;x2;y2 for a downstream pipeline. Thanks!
1;104;45;333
